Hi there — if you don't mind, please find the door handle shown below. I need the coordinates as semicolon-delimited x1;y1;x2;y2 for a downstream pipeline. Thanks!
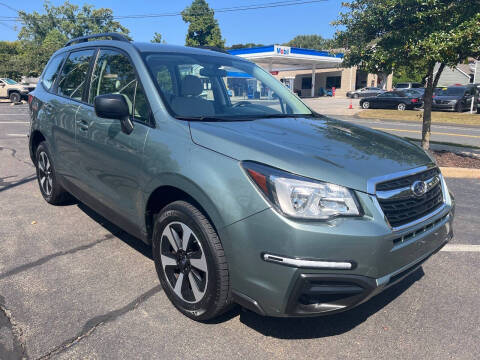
76;119;89;131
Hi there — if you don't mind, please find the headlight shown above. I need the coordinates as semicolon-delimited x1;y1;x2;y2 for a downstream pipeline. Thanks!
242;161;361;220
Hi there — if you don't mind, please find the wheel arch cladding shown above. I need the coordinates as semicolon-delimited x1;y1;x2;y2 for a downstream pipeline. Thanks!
145;184;219;243
30;130;46;163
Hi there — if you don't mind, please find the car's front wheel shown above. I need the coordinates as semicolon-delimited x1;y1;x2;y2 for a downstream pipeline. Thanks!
353;93;359;99
152;201;231;321
9;92;21;103
397;103;406;111
362;101;370;109
35;142;71;204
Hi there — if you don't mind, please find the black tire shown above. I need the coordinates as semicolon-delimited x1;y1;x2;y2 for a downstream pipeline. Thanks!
353;93;359;99
397;103;406;111
9;92;21;103
362;101;370;109
35;142;71;204
152;201;231;321
455;102;463;113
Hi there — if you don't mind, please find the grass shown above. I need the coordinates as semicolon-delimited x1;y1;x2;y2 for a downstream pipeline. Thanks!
357;109;480;126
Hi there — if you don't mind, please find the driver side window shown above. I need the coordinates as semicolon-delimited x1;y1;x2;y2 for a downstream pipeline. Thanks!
89;49;150;124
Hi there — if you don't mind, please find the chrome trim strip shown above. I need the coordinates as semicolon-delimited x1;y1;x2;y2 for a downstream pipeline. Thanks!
366;164;436;194
376;175;440;200
262;253;353;270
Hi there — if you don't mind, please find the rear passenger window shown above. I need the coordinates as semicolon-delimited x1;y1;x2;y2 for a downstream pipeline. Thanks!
41;53;66;91
57;49;94;100
89;49;150;124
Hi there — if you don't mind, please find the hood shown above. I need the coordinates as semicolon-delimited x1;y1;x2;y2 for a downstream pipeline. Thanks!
434;95;461;101
189;116;433;194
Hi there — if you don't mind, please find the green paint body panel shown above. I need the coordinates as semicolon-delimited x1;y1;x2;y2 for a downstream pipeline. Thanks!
29;39;455;317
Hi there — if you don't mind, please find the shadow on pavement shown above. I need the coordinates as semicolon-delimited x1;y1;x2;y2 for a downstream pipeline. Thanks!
235;268;424;339
77;202;153;260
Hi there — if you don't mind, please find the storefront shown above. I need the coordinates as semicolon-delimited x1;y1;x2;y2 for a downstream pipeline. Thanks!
228;45;392;97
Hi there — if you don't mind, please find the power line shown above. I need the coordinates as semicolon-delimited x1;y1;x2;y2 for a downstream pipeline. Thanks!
0;0;328;22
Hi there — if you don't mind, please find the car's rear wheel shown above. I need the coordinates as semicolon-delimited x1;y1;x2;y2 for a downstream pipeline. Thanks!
397;103;406;111
353;93;359;99
9;92;21;103
152;201;231;321
35;142;71;204
362;101;370;109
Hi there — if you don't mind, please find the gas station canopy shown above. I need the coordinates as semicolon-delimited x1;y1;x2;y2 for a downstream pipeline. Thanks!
228;45;344;96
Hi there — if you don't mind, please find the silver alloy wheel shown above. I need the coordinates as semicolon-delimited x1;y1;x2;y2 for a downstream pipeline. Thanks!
37;151;53;196
398;103;406;111
362;101;370;109
160;221;208;303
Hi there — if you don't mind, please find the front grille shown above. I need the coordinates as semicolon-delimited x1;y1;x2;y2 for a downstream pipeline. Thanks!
377;168;444;227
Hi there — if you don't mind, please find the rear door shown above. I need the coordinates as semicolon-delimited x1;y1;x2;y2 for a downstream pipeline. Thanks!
74;48;152;231
52;49;95;181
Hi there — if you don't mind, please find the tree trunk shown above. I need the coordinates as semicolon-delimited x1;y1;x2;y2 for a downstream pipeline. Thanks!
422;69;434;150
422;63;445;150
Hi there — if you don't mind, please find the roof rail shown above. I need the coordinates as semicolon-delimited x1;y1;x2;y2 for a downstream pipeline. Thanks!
65;33;130;47
195;46;229;54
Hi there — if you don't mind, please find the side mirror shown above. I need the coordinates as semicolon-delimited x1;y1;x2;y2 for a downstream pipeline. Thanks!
94;94;134;134
0;83;5;87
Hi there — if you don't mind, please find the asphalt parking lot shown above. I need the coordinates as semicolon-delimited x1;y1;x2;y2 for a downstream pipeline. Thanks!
1;103;479;359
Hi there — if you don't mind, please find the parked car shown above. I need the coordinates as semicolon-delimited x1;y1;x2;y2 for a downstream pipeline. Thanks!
432;85;478;112
29;33;455;321
346;87;385;98
360;91;423;110
0;78;35;103
394;82;423;90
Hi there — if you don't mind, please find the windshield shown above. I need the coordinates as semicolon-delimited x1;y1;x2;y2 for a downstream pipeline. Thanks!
2;78;17;85
435;87;465;96
143;52;312;120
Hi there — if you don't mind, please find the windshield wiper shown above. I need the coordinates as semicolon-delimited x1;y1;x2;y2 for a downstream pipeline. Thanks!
176;116;253;122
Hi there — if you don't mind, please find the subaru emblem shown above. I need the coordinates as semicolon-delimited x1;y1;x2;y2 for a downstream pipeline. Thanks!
411;180;427;197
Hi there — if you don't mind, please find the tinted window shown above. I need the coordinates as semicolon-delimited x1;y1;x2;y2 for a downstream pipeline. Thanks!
378;92;395;97
411;83;422;88
57;50;94;100
436;87;465;96
396;83;409;88
89;49;150;123
41;53;66;91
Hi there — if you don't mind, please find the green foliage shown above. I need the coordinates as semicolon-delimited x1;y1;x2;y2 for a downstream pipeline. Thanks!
151;32;165;44
284;34;339;50
0;41;23;80
181;0;225;48
227;43;265;50
334;0;480;149
8;0;130;76
392;66;425;86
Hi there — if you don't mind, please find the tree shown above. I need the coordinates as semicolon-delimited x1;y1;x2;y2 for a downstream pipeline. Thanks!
334;0;480;150
0;41;22;80
14;1;130;76
181;0;224;48
285;34;338;50
227;43;264;50
151;32;165;43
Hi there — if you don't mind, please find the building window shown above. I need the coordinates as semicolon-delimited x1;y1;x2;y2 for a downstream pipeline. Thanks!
326;76;342;89
301;77;312;89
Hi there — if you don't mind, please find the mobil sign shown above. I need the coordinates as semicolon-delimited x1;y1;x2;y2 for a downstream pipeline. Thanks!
274;45;291;56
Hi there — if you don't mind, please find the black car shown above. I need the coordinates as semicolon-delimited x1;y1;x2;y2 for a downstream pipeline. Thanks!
432;85;478;112
359;91;423;110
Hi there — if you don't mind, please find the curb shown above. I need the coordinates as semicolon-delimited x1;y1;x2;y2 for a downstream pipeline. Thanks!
440;167;480;178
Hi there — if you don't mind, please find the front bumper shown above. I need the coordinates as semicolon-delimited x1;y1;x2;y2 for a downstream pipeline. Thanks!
432;103;456;111
220;191;454;317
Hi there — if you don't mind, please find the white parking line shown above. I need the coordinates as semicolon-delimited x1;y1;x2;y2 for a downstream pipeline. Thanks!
0;114;29;116
6;134;27;137
0;121;29;124
440;244;480;252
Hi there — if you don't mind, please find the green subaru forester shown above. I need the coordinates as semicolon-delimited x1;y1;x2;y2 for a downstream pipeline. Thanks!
28;33;455;321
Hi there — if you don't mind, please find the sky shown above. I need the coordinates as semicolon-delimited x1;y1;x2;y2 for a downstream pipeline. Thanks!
0;0;344;46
